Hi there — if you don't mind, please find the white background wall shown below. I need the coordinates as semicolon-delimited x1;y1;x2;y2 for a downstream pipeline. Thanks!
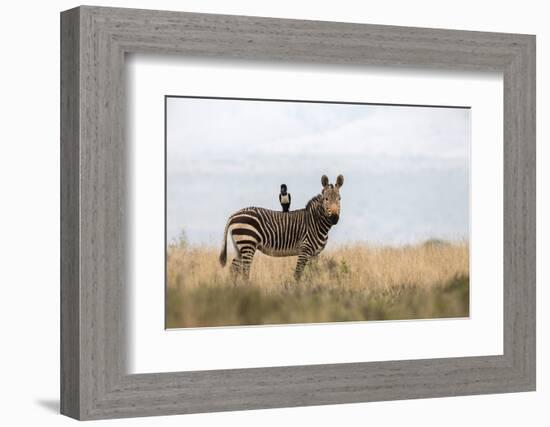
0;0;546;425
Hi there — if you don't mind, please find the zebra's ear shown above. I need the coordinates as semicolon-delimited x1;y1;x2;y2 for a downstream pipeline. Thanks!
321;175;329;187
335;175;344;188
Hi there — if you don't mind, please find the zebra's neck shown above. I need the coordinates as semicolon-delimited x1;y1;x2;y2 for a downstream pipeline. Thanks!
305;194;333;236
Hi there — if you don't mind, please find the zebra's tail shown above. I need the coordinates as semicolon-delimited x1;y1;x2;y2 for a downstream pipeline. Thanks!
219;219;230;267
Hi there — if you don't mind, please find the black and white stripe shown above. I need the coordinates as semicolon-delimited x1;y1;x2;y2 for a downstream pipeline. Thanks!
219;175;343;280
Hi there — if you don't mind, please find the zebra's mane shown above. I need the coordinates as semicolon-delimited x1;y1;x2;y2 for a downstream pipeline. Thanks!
305;194;323;211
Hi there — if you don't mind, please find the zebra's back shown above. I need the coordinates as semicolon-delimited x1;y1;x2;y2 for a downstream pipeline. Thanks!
228;207;307;257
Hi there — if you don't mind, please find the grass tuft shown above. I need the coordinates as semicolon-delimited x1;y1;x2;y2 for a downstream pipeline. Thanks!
166;241;469;328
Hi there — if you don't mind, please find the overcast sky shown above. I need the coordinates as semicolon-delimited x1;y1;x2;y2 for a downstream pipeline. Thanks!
166;97;470;247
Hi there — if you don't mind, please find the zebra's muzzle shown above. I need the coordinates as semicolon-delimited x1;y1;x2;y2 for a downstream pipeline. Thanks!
330;214;339;225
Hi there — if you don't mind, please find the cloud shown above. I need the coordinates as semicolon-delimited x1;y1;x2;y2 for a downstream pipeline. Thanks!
166;97;469;245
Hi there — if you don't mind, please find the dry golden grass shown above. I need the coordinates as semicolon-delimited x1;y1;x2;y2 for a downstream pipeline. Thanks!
166;240;469;328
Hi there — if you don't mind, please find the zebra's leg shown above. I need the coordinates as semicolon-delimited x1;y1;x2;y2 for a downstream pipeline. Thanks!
230;257;243;276
294;250;312;281
239;247;256;280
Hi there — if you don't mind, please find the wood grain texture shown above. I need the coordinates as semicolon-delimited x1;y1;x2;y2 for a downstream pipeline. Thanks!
60;7;80;419
60;5;536;420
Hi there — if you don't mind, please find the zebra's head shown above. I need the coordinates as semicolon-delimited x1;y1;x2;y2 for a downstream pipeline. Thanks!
321;174;344;225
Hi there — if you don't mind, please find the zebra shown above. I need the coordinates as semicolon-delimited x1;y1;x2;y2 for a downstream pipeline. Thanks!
219;174;344;281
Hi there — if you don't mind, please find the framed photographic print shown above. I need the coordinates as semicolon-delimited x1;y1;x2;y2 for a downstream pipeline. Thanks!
61;6;536;420
164;95;471;329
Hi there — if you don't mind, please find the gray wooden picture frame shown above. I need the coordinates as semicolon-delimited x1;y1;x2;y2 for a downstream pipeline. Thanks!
60;5;536;420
